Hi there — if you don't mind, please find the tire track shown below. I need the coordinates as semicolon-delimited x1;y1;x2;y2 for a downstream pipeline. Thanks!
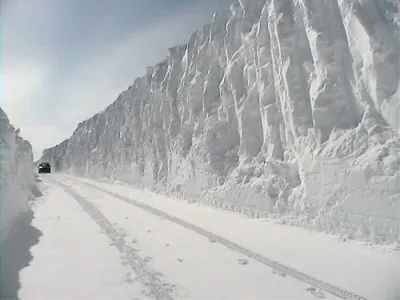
63;176;368;300
49;179;175;300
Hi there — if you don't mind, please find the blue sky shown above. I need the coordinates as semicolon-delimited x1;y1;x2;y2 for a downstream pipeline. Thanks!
1;0;231;159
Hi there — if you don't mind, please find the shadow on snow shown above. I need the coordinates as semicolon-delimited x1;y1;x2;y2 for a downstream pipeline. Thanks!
0;186;43;299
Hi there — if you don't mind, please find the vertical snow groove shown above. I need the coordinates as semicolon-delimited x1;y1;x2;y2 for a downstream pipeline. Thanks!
268;0;314;145
298;0;361;142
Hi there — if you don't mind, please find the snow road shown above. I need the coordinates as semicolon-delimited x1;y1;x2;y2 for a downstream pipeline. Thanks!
19;174;398;299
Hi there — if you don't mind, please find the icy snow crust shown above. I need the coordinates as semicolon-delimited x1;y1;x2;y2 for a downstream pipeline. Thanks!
0;108;37;242
42;0;400;244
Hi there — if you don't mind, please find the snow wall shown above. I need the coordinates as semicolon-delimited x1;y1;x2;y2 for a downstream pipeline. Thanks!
0;108;37;243
42;0;400;244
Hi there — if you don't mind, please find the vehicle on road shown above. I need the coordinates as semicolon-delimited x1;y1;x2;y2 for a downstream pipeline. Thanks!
38;162;51;173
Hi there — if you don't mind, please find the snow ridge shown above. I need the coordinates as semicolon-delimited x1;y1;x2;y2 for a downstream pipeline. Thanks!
42;0;400;244
0;107;37;242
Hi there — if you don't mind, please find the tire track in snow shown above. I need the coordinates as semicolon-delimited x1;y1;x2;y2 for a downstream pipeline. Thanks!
49;179;175;300
65;176;368;300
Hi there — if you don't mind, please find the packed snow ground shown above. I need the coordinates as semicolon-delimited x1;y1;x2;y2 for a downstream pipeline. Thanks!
19;173;399;299
18;181;142;300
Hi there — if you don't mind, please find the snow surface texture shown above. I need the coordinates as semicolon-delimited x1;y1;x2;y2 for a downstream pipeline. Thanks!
42;0;400;244
0;107;37;242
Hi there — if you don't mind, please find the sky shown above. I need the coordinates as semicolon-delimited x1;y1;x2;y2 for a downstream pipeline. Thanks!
1;0;232;160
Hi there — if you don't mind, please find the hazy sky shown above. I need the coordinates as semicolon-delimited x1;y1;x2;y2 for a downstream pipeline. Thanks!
1;0;231;159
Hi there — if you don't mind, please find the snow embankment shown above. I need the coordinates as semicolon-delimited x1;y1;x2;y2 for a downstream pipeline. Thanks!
41;0;400;244
0;108;37;243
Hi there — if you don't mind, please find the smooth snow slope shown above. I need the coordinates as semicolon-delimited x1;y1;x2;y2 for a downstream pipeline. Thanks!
0;107;37;242
41;0;400;244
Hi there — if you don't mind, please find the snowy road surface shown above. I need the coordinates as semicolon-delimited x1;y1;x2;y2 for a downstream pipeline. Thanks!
19;174;398;299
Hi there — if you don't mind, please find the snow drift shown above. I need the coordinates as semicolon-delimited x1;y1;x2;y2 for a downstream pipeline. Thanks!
0;108;40;299
42;0;400;244
0;107;37;243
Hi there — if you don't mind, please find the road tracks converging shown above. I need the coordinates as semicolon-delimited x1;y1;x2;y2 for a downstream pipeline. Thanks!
49;178;176;300
54;176;368;300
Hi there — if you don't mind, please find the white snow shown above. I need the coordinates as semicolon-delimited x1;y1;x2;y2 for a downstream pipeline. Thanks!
59;174;400;299
3;0;400;298
18;179;142;300
0;107;37;243
20;174;399;299
40;0;400;245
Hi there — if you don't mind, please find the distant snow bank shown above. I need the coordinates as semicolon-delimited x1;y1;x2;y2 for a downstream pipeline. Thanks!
0;108;37;242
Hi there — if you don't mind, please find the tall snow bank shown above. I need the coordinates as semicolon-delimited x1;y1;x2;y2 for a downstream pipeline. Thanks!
0;107;37;242
42;0;400;244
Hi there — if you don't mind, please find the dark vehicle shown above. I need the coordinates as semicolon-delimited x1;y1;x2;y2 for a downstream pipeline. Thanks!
38;162;51;173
